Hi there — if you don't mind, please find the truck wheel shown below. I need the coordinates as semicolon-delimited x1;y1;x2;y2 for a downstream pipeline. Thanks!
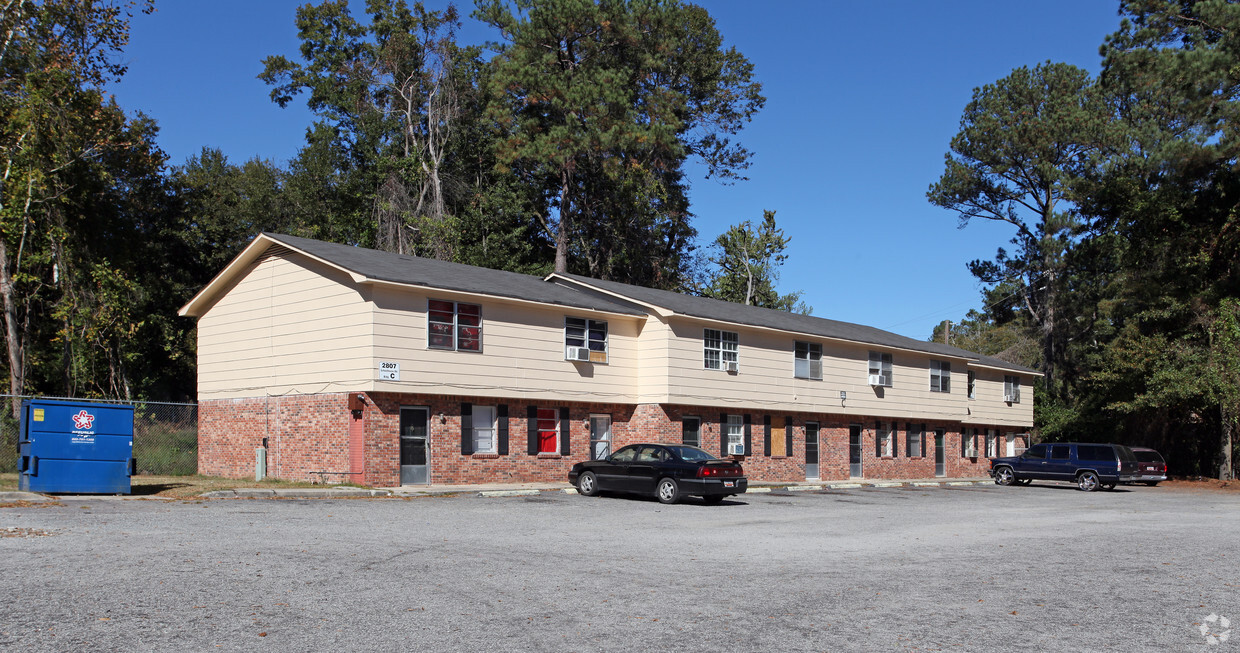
1077;471;1100;492
993;466;1015;486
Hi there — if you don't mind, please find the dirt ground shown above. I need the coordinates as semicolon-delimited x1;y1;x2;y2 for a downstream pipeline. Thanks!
0;474;342;500
1158;477;1240;492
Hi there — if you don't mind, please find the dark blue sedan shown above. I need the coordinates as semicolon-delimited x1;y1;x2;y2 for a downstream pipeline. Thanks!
568;443;747;504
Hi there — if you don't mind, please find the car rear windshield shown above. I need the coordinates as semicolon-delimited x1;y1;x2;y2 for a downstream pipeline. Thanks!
1134;450;1165;464
667;446;716;462
1077;445;1116;461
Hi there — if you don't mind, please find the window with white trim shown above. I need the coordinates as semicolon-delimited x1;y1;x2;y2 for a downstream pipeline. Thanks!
876;422;895;457
536;408;559;454
565;317;608;363
794;341;822;380
907;423;924;458
472;405;496;453
1004;375;1021;403
725;414;743;448
682;417;701;448
967;371;976;399
428;299;481;352
868;352;893;387
705;329;739;370
985;430;998;457
930;360;951;393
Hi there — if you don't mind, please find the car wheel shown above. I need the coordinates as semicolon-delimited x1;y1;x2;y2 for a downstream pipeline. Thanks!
1102;482;1116;491
1077;471;1100;492
577;472;599;497
1017;479;1033;486
656;478;680;504
993;466;1015;486
702;495;724;504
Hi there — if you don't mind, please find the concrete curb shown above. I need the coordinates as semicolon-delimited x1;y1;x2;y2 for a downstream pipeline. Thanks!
201;488;392;499
0;491;55;502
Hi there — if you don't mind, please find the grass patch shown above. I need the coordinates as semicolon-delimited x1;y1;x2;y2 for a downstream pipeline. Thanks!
0;473;352;500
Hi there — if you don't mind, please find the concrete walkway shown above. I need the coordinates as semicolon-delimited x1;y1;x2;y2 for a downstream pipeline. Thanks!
1;477;994;501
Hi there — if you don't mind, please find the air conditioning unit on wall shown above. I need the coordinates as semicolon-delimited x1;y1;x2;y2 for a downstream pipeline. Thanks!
727;442;745;456
566;346;591;362
868;374;885;386
725;361;739;373
1003;393;1017;403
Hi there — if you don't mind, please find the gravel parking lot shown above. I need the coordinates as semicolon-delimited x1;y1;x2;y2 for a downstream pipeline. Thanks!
2;483;1237;652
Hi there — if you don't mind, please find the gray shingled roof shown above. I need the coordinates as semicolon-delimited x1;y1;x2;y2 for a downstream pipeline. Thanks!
554;273;1039;374
266;233;1037;375
265;233;645;316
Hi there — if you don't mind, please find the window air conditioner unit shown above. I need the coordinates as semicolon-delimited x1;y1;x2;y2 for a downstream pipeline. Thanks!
727;442;745;456
963;446;979;458
868;374;885;386
1003;393;1016;403
566;346;591;362
725;361;739;373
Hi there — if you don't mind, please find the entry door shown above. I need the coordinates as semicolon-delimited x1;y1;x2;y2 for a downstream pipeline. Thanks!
589;415;612;460
934;430;946;477
400;407;430;485
804;422;819;480
849;424;863;478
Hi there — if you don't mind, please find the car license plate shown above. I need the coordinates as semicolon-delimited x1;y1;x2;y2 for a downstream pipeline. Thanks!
1145;466;1156;471
723;481;735;488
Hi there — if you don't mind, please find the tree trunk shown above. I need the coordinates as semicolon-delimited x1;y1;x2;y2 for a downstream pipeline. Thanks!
555;168;570;274
1221;403;1236;481
0;237;24;407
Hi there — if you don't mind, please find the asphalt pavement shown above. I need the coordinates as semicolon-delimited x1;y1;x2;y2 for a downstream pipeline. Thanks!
2;482;1237;651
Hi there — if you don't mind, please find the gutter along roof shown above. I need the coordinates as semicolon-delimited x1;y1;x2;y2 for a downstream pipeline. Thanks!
179;233;1039;376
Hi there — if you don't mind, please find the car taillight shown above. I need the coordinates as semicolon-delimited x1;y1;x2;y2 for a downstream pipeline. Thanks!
699;466;738;478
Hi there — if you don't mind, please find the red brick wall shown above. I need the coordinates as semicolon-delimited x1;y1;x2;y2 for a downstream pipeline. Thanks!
200;393;1026;486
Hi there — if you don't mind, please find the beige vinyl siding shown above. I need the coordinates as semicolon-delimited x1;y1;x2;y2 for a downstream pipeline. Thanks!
965;369;1034;426
636;315;672;402
659;318;1008;422
370;286;642;402
197;255;374;399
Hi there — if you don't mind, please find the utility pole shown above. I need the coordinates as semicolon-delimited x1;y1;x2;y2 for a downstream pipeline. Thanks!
944;320;952;346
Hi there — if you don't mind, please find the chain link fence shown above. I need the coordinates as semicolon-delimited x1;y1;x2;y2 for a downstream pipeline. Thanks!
0;395;197;475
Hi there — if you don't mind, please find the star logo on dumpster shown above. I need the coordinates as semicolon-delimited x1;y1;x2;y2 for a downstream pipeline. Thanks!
71;410;95;429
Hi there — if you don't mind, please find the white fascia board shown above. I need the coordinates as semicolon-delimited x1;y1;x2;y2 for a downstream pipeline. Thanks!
360;277;645;322
967;361;1044;377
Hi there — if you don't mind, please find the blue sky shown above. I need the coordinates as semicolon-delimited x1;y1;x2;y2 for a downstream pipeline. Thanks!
111;1;1122;340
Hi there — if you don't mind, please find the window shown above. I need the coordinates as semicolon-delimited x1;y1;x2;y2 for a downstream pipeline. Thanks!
907;423;924;458
961;428;979;457
1004;375;1021;403
705;329;739;370
1024;444;1047;459
428;299;481;352
472;405;496;453
876;422;895;457
794;341;822;380
868;351;893;387
930;360;951;393
682;417;701;448
536;408;558;454
1050;444;1071;460
725;414;743;448
967;371;976;399
565;317;608;363
985;430;998;457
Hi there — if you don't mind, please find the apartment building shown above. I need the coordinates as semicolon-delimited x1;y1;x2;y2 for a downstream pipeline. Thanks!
180;233;1036;487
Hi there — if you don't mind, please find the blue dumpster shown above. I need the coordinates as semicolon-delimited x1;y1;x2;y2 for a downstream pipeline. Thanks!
17;399;135;494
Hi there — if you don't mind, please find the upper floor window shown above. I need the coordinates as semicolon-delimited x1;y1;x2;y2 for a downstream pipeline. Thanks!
794;341;822;380
967;371;976;399
428;299;481;352
704;329;739;370
868;351;893;387
1004;375;1021;403
930;360;951;393
565;317;608;363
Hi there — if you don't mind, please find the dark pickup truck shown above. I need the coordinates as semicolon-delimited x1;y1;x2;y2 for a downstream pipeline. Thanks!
989;442;1138;492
